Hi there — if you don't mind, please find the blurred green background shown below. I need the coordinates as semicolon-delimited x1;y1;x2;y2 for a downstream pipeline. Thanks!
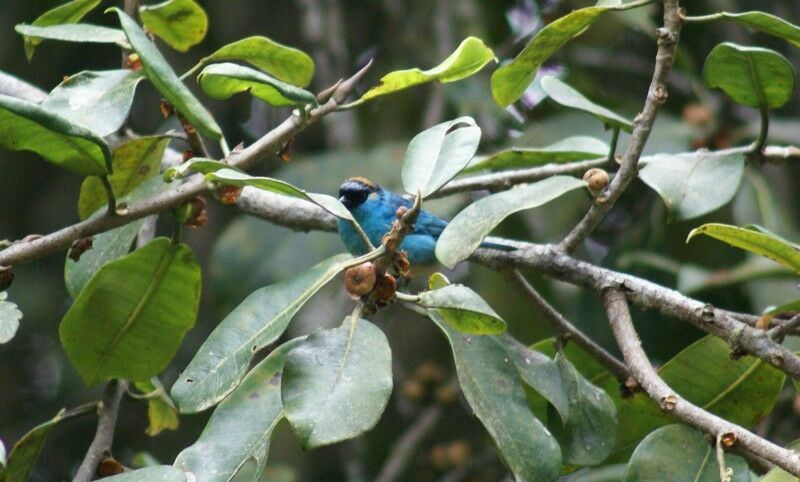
1;0;800;480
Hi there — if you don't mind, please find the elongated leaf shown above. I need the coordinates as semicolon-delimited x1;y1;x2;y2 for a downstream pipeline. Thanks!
624;424;751;482
760;440;800;481
687;223;800;274
23;0;102;60
465;136;608;172
110;8;222;139
699;11;800;48
491;5;611;107
402;117;481;197
436;176;586;268
15;24;129;49
541;76;632;131
171;254;351;413
164;158;229;182
0;292;22;345
283;317;392;449
78;136;168;219
197;63;317;107
199;36;314;87
360;37;495;102
134;378;179;436
0;94;110;176
206;168;352;220
175;339;301;481
417;284;506;334
102;466;187;481
703;43;795;109
60;237;201;386
639;150;745;220
42;69;143;138
0;438;5;467
140;0;207;52
428;312;561;481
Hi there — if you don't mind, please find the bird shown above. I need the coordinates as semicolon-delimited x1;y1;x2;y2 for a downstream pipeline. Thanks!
336;177;514;270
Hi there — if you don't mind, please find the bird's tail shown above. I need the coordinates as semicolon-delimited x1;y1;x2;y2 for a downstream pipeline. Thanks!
479;236;518;252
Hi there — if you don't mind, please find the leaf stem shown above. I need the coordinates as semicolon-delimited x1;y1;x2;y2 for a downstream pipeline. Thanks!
179;61;204;82
682;13;725;22
100;176;117;215
171;216;183;245
343;245;388;269
607;126;621;163
395;291;420;302
219;137;231;158
753;106;770;156
350;219;376;251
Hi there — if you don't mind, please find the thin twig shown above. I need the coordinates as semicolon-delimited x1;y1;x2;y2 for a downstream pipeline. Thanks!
73;379;129;482
375;405;443;482
767;313;800;341
559;0;683;253
177;111;210;159
603;288;800;476
508;269;629;382
100;176;117;215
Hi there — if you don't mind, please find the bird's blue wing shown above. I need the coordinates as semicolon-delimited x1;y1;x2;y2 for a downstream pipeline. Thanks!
414;209;448;238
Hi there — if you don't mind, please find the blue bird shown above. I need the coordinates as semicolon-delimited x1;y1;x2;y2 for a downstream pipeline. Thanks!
336;177;513;270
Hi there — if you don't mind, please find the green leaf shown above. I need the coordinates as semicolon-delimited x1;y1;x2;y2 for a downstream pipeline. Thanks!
508;341;616;466
541;76;633;132
65;176;166;298
703;42;795;109
110;8;222;140
139;0;208;52
698;11;800;48
197;63;317;107
436;176;586;268
174;339;301;481
427;312;561;481
171;254;351;413
639;150;745;220
491;5;612;107
359;36;495;102
42;69;143;138
60;237;201;386
768;299;800;316
0;94;110;176
0;292;22;345
15;24;130;49
22;0;102;60
205;168;352;220
687;223;800;274
78;136;168;219
416;284;506;334
623;424;751;481
282;317;392;449
760;440;800;481
402;117;481;197
164;157;228;182
101;466;187;481
465;136;608;172
134;378;179;436
198;36;314;87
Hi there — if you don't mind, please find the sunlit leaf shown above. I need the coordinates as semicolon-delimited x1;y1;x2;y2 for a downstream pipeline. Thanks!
134;378;179;437
282;317;392;449
703;42;795;109
687;223;800;274
164;157;229;182
436;176;586;268
624;424;752;481
0;438;5;468
15;24;129;49
101;466;187;481
205;168;352;220
417;284;506;334
42;70;143;138
0;292;22;345
60;238;201;386
198;36;314;87
696;11;800;48
171;254;351;413
78;136;168;219
541;76;632;132
197;63;317;107
427;311;561;481
465;136;608;172
174;339;301;481
359;37;494;102
22;0;102;60
110;8;222;139
639;150;745;220
139;0;208;52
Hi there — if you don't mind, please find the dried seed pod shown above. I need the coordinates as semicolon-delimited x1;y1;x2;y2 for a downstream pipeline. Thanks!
216;185;244;205
402;379;425;401
68;237;95;262
159;99;174;119
344;262;377;299
583;168;610;192
393;251;411;278
446;441;471;466
374;272;397;305
176;196;208;228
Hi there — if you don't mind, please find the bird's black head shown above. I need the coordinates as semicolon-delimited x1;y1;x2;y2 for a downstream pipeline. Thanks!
338;177;379;209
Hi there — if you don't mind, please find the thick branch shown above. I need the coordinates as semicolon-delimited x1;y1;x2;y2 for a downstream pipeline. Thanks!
602;289;800;477
559;0;683;253
74;379;129;482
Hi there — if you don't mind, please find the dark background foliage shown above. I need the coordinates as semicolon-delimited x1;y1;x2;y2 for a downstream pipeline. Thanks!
1;1;799;480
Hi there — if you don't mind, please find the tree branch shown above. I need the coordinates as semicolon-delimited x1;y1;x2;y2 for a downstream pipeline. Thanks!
602;288;800;477
375;405;442;482
73;379;129;482
559;0;683;253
